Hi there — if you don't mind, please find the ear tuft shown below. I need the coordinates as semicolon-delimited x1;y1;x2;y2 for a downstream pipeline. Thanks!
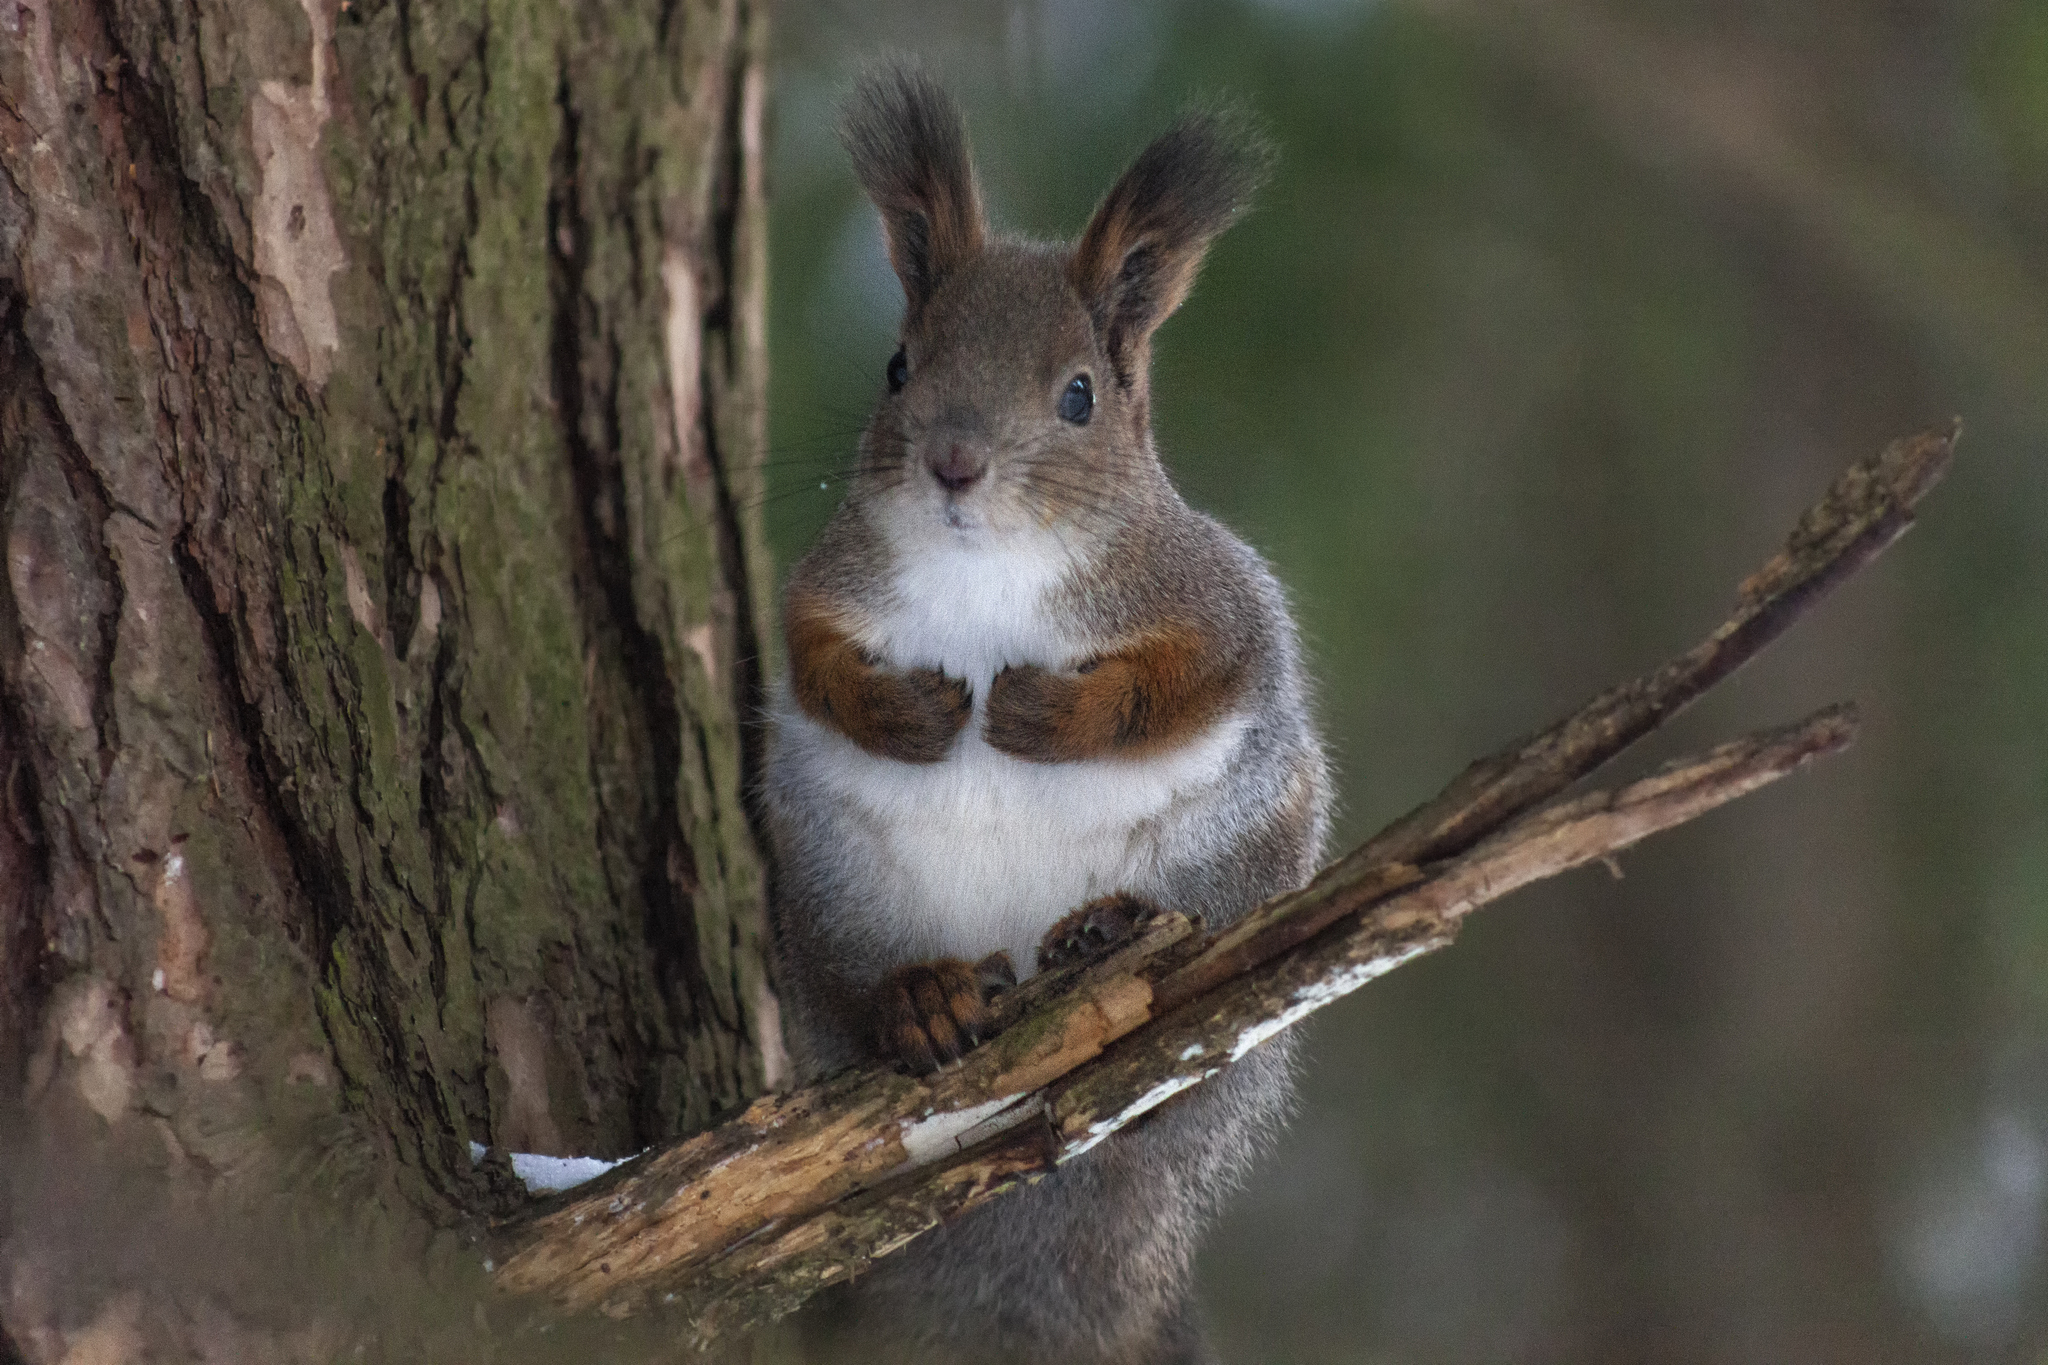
841;64;987;316
1070;105;1275;385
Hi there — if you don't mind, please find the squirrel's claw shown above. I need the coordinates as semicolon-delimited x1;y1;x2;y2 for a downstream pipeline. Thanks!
1036;892;1163;973
875;958;1002;1074
975;949;1018;991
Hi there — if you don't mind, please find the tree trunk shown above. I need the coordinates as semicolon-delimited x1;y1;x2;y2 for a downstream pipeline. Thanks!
0;0;775;1357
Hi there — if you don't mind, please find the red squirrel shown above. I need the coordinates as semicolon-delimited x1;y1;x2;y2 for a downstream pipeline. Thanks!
765;65;1329;1365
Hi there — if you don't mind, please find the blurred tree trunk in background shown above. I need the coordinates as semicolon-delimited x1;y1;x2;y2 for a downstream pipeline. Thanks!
0;0;777;1357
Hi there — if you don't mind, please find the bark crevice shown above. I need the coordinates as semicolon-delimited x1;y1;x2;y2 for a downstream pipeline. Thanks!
546;57;709;1135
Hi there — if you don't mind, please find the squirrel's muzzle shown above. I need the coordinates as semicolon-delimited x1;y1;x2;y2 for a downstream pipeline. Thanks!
926;440;989;494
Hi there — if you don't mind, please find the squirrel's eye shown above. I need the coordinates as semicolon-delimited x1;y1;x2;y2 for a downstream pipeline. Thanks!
1059;374;1093;425
886;347;908;393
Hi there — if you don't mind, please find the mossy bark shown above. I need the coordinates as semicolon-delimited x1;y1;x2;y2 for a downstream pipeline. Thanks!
0;0;774;1356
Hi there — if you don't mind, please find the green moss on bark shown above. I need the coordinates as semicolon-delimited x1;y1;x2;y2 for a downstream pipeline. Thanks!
4;0;775;1224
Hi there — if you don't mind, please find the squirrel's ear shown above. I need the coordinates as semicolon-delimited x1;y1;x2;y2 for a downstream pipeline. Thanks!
1069;107;1273;387
842;65;986;317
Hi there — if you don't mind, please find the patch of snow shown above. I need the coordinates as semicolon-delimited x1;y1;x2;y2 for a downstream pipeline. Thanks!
1061;1071;1215;1162
512;1152;632;1193
467;1141;639;1194
1230;942;1434;1061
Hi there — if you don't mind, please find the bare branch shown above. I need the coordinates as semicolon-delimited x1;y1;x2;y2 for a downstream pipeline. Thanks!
488;426;1954;1344
1053;703;1860;1162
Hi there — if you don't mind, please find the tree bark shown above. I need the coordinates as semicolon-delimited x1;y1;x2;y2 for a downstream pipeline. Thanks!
0;0;774;1359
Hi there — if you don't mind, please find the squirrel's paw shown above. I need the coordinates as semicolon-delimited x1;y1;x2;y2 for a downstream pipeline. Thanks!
874;953;1013;1074
983;663;1082;762
855;666;972;764
891;667;974;759
1036;892;1163;973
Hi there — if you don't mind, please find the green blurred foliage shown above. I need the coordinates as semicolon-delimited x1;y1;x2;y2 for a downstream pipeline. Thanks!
765;2;2048;1359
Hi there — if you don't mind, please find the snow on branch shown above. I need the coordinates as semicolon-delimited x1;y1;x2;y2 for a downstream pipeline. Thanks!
488;425;1956;1347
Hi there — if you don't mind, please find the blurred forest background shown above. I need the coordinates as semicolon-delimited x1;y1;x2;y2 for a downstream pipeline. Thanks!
760;1;2048;1360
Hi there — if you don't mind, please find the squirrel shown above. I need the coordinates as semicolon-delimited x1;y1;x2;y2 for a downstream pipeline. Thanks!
764;65;1330;1365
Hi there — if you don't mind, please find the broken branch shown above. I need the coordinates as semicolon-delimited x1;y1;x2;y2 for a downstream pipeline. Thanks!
488;426;1954;1345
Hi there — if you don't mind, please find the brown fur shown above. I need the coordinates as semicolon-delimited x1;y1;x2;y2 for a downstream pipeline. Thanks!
984;622;1247;763
785;585;971;763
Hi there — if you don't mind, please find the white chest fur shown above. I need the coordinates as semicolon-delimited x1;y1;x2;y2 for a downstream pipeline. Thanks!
779;531;1247;977
867;533;1078;696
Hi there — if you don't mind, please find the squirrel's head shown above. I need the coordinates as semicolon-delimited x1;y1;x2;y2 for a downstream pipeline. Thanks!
840;65;1271;552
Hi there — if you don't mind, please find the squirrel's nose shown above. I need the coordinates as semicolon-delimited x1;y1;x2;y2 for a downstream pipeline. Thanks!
927;442;987;493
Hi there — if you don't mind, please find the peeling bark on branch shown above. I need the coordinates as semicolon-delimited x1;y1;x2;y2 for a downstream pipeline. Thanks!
491;427;1955;1345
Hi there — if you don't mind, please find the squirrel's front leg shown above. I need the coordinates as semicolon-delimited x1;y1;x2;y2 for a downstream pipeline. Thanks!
787;589;971;763
984;623;1244;763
